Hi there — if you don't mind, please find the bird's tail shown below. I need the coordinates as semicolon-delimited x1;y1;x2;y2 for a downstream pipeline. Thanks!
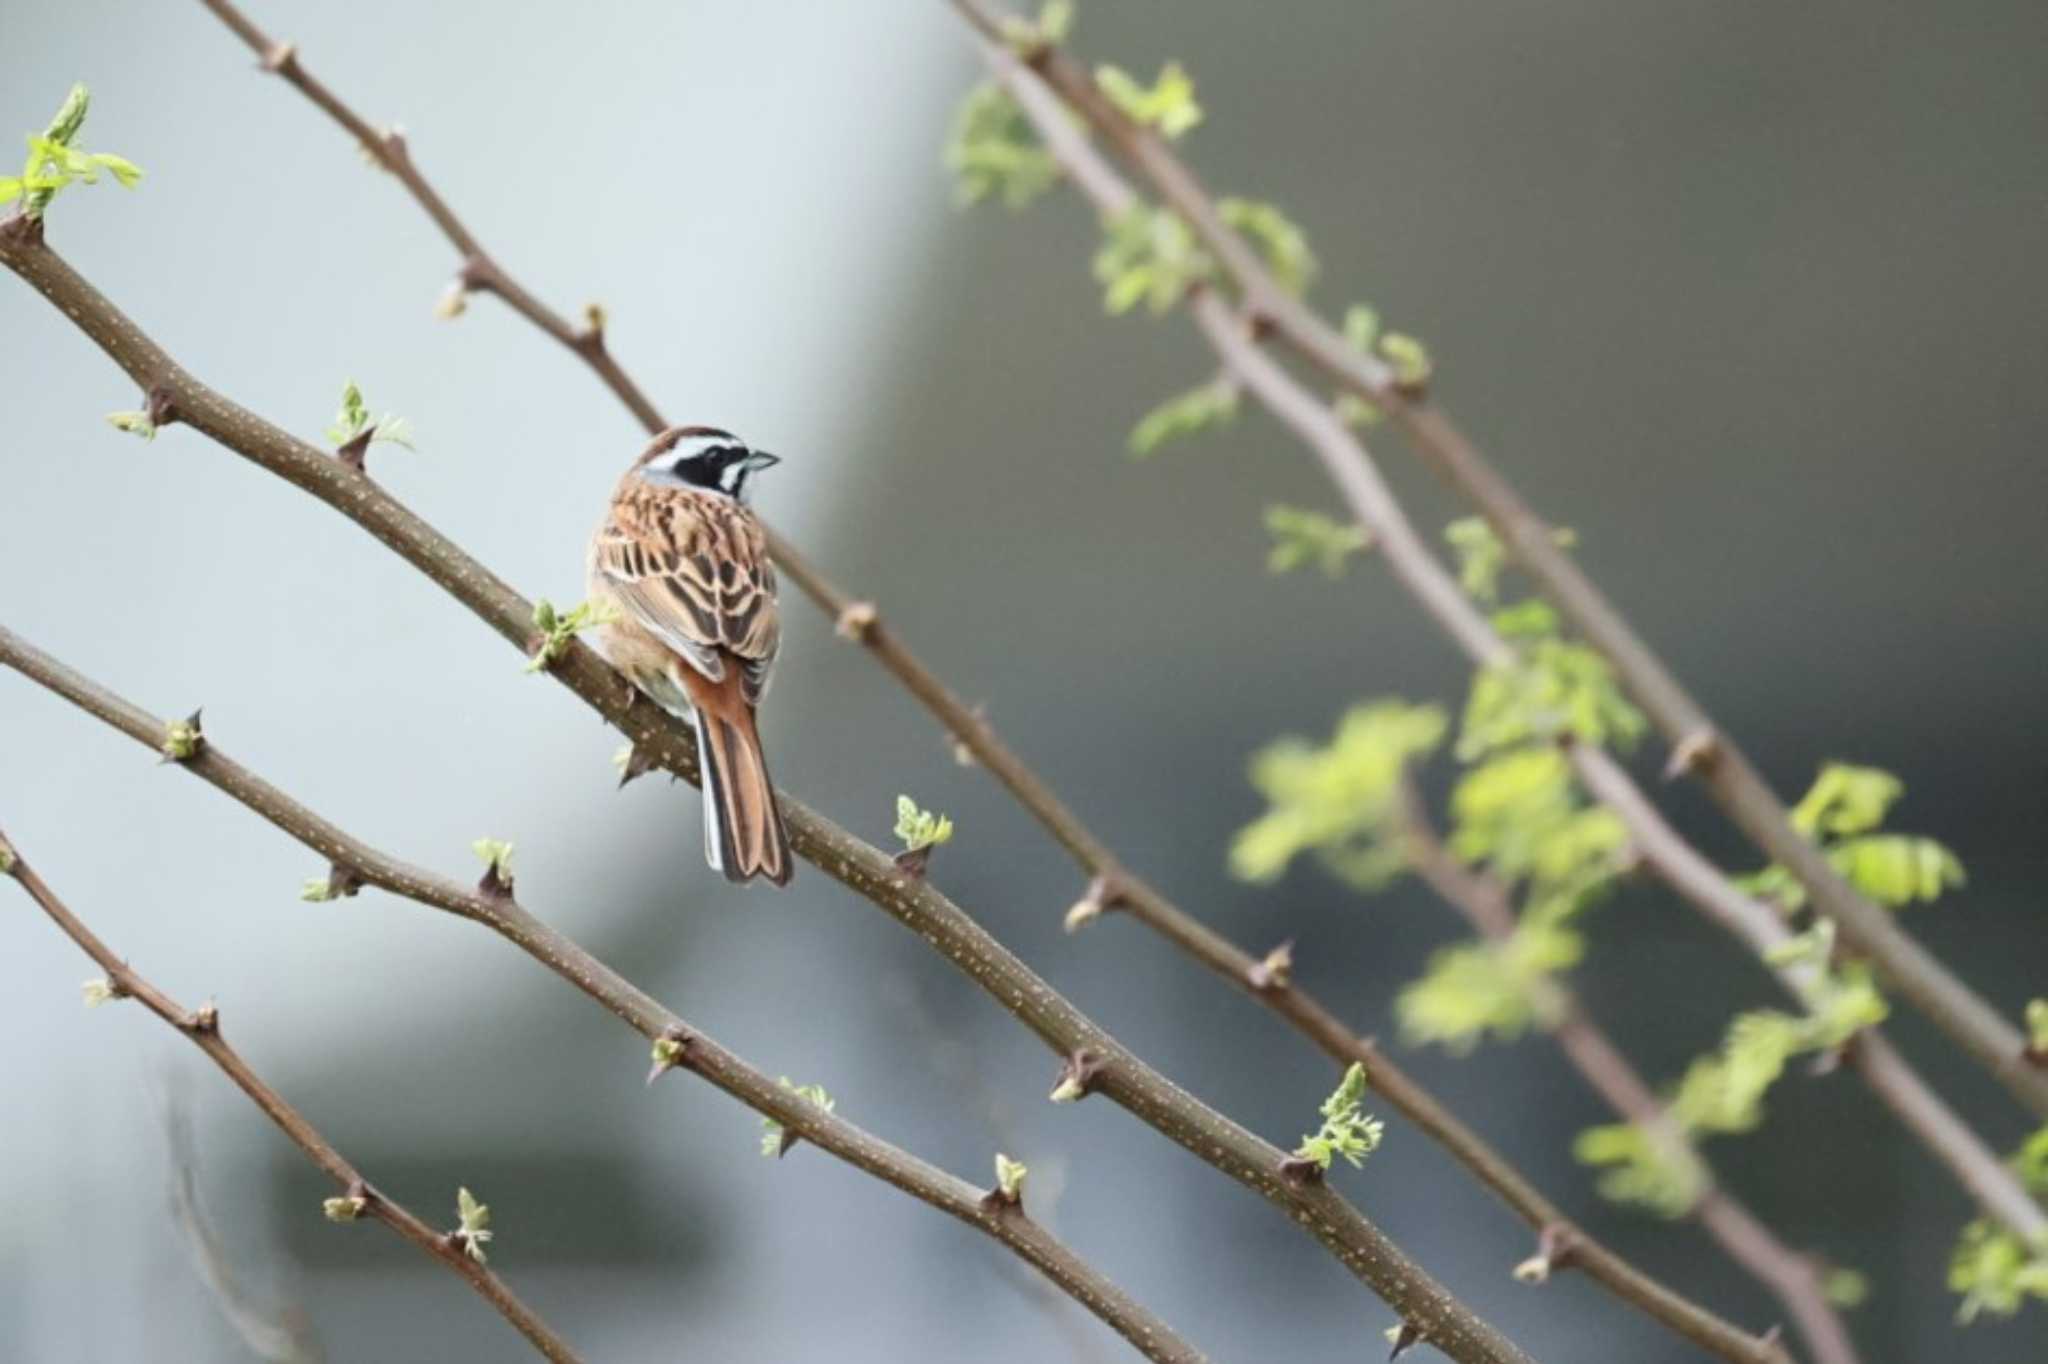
684;667;792;887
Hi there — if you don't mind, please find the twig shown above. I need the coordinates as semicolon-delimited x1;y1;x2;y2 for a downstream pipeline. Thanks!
1397;781;1861;1364
0;221;1503;1331
947;0;2048;1119
947;28;2048;1259
0;831;582;1364
0;628;1201;1364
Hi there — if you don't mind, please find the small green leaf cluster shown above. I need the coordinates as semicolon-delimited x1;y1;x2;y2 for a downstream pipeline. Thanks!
1570;1123;1708;1218
1459;640;1646;759
1737;763;1964;911
760;1078;836;1158
1947;1125;2048;1321
1128;379;1237;456
1094;62;1203;139
1094;204;1214;314
1263;505;1370;578
1334;305;1432;423
326;379;415;452
524;597;622;672
894;796;954;854
998;0;1075;55
1218;197;1316;296
1230;701;1447;887
452;1187;492;1264
993;1152;1029;1201
944;84;1061;209
1293;1062;1384;1171
2;86;142;221
472;838;515;880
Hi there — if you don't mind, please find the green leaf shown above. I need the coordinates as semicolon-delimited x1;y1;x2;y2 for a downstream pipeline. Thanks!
1093;204;1214;315
944;83;1060;209
1827;834;1964;908
87;151;142;188
453;1186;493;1264
1378;332;1432;390
1789;763;1903;838
1670;1010;1806;1134
0;176;21;205
1230;701;1446;885
894;795;954;853
1572;1123;1707;1217
472;838;515;879
1094;61;1203;139
1128;379;1238;456
1458;641;1646;760
1948;1218;2048;1322
1489;599;1558;640
998;0;1076;53
1396;941;1539;1053
994;1152;1029;1200
2027;1000;2048;1057
524;597;622;672
1293;1062;1384;1171
1445;517;1507;604
105;410;156;441
1342;304;1381;354
1218;197;1317;296
760;1078;836;1158
1264;505;1370;578
1823;1268;1869;1309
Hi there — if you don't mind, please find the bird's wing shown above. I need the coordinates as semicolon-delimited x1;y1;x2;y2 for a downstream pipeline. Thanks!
593;486;780;701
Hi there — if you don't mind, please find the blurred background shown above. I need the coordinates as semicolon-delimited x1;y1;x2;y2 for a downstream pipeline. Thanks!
3;2;2044;1360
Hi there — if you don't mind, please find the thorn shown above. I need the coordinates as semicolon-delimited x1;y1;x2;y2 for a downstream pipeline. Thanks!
144;386;179;431
456;254;497;296
645;1028;691;1086
615;743;659;788
1278;1154;1325;1184
1385;1322;1422;1360
1663;728;1720;781
187;1001;219;1034
1760;1325;1784;1349
1064;873;1126;933
834;600;879;642
1514;1222;1578;1283
1246;938;1294;991
477;863;513;900
335;429;373;473
1049;1048;1105;1104
892;845;934;880
328;864;364;899
946;703;987;767
1808;1043;1849;1077
773;1126;802;1159
577;302;608;349
260;40;298;73
0;210;45;249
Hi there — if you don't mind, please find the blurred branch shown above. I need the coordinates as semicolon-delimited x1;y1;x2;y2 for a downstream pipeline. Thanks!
961;13;2047;1265
2;97;1528;1364
0;627;1203;1364
0;830;581;1364
945;0;2048;1121
1396;780;1861;1364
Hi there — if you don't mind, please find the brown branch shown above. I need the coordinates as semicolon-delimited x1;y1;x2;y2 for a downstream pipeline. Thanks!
942;24;2048;1258
1397;783;1861;1364
947;0;2048;1120
0;830;582;1364
0;239;1528;1363
0;627;1203;1364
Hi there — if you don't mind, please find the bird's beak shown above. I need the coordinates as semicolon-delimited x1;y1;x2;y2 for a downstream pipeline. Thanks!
741;451;781;474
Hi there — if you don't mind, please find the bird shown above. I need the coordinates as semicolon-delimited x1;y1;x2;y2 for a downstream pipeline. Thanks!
586;425;793;886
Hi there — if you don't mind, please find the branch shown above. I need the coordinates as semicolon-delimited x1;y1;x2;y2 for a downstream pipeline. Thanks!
0;232;1524;1359
0;628;1202;1364
1397;783;1860;1364
949;0;2048;1119
0;830;581;1364
950;19;2048;1259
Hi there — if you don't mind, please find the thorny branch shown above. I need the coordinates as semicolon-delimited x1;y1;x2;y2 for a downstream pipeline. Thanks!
0;830;583;1364
0;223;1526;1362
943;0;2048;1121
0;626;1202;1364
956;7;2048;1264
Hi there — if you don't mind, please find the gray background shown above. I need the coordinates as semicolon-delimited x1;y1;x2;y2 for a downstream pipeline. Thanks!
3;2;2044;1361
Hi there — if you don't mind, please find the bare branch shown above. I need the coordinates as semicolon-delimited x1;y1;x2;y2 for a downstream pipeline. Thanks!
0;628;1202;1364
948;0;2048;1119
0;831;582;1364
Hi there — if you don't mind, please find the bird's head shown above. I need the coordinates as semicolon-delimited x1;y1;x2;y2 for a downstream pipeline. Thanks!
633;425;781;501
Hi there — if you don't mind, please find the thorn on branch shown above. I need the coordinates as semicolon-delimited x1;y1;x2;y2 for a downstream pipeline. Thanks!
160;709;204;763
456;254;497;296
1384;1322;1422;1360
145;385;178;431
334;429;373;473
1512;1222;1579;1284
1063;873;1126;933
1277;1154;1325;1184
1663;728;1720;782
1246;938;1294;991
835;600;879;642
645;1028;691;1086
576;302;607;351
322;1179;369;1223
300;863;363;903
614;742;660;788
185;1000;220;1034
0;210;45;249
1049;1048;1105;1104
82;976;127;1007
260;41;298;75
945;703;989;767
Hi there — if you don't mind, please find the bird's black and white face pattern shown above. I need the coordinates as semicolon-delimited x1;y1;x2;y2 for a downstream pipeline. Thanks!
636;426;781;502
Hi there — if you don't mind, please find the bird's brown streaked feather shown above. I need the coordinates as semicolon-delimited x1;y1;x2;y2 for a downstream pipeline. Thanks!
679;662;792;885
593;481;780;700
